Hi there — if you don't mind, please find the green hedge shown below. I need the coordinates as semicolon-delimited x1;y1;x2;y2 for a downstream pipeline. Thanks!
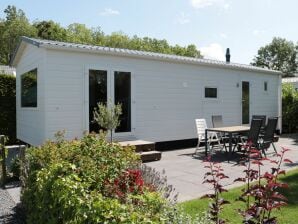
0;74;16;144
282;83;298;133
21;134;198;223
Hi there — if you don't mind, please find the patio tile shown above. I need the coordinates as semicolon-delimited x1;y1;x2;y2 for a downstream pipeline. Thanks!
147;134;298;202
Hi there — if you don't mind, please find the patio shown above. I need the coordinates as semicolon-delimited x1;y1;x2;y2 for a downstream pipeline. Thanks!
148;133;298;202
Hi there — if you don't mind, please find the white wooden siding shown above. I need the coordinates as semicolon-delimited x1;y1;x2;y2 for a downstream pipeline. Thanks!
40;49;279;144
16;45;46;145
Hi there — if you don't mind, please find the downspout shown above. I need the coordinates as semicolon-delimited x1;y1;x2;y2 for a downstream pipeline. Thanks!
278;74;282;134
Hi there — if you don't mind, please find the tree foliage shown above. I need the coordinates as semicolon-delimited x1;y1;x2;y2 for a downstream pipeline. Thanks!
33;20;67;41
252;37;298;77
0;5;202;65
0;74;16;144
0;5;37;65
93;102;122;142
282;83;298;133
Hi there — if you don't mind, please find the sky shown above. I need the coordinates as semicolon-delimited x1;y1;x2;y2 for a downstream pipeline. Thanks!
0;0;297;64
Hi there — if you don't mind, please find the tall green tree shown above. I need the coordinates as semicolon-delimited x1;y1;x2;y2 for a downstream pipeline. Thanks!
252;37;298;77
0;5;36;65
34;20;67;41
0;5;202;64
0;5;36;64
67;23;93;44
91;26;105;45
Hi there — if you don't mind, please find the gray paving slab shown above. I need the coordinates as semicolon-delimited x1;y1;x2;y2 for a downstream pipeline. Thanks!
148;134;298;202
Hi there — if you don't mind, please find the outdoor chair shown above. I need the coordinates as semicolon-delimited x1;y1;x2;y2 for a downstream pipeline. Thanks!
257;117;278;156
236;118;263;152
252;115;266;134
194;118;221;155
211;115;229;151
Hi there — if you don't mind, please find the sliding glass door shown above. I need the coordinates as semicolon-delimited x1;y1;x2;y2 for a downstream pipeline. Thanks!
88;69;131;134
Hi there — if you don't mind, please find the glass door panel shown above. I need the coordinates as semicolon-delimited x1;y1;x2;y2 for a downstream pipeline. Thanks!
114;71;131;132
89;70;107;132
242;81;249;124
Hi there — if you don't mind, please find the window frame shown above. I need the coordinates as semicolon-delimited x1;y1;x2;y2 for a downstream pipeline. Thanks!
84;65;135;137
204;86;218;99
20;68;38;108
264;81;268;92
114;71;132;133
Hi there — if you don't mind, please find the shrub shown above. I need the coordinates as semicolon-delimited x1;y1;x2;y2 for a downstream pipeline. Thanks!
10;157;21;179
0;74;16;144
21;133;199;223
282;83;298;133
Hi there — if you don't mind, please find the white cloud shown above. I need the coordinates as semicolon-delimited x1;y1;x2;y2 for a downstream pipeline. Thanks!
177;12;191;25
100;8;120;16
200;43;225;61
223;3;230;10
190;0;230;9
220;32;228;39
252;29;266;36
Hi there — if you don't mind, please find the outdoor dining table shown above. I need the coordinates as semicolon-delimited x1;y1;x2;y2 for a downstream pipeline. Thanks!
205;125;250;162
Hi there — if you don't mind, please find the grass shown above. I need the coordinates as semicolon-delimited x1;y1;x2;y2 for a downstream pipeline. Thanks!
180;168;298;224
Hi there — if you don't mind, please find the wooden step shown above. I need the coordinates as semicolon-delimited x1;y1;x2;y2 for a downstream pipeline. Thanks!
119;140;155;152
139;151;162;162
119;140;161;162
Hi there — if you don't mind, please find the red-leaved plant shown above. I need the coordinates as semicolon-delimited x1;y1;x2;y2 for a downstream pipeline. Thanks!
201;156;230;224
235;142;293;224
105;169;145;202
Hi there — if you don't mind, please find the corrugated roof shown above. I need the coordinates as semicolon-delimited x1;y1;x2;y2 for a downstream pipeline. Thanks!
0;65;16;76
14;36;281;75
282;77;298;83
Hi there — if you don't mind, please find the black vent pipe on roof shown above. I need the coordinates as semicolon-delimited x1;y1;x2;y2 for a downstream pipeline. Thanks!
226;48;231;63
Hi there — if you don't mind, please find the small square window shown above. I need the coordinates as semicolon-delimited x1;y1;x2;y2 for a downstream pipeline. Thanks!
264;82;268;91
205;87;217;98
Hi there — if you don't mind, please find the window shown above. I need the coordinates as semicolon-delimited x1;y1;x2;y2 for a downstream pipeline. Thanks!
205;87;217;98
264;81;268;91
114;71;131;132
21;68;37;107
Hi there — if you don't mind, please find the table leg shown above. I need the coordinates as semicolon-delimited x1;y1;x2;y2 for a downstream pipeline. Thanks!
205;129;208;156
228;132;232;163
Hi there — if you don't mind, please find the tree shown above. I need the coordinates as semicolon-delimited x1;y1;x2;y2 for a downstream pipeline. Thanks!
67;23;93;44
91;26;105;45
0;5;203;64
34;20;67;41
93;102;122;142
252;37;298;77
0;5;37;65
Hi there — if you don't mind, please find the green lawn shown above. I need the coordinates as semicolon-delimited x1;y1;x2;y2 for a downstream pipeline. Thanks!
180;168;298;224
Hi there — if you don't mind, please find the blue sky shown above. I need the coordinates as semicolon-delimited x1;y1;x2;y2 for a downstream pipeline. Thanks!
0;0;297;64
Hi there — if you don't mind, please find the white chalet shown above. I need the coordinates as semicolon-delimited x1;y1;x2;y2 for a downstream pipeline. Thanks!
11;37;282;146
